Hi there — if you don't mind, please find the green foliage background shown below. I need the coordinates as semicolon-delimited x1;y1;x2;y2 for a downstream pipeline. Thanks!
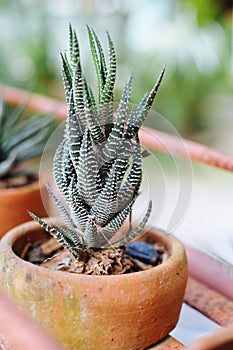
0;0;232;136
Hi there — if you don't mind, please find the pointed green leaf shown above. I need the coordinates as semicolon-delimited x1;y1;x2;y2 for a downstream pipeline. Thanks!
61;53;73;101
101;75;132;163
117;141;142;211
99;196;136;246
114;200;152;246
100;31;116;104
92;28;107;85
83;80;105;144
73;60;86;129
87;25;105;103
84;217;98;247
90;160;119;226
76;129;99;206
67;89;83;167
46;184;76;232
68;176;89;230
69;24;80;71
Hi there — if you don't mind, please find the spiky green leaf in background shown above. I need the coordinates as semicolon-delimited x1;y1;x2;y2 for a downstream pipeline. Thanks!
30;25;165;259
0;102;56;179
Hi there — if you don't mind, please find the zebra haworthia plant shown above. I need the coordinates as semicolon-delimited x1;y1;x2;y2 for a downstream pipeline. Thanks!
29;24;165;260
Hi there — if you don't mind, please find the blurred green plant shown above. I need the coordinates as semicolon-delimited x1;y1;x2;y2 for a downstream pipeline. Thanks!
123;0;233;135
0;0;232;135
0;102;56;179
181;0;232;25
0;1;58;96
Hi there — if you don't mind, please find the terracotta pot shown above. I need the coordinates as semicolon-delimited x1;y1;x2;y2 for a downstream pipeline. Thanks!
0;219;188;350
185;244;233;301
0;180;47;238
187;324;233;350
0;289;65;350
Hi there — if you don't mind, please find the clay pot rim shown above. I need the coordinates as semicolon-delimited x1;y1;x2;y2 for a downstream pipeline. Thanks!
1;217;186;281
0;177;41;195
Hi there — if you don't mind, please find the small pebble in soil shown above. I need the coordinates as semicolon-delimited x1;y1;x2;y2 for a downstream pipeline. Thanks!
124;242;159;266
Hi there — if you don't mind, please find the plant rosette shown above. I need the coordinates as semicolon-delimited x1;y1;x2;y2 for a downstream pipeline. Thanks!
0;218;188;350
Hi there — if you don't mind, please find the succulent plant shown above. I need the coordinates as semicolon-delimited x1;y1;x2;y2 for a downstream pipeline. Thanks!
0;102;55;179
29;24;165;260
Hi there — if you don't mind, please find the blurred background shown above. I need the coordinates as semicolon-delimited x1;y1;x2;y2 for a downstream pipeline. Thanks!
0;0;233;345
0;0;232;139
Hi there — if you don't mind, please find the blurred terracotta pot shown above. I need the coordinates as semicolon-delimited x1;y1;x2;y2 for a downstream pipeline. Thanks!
0;289;65;350
0;180;47;238
0;219;188;350
187;324;233;350
185;244;233;301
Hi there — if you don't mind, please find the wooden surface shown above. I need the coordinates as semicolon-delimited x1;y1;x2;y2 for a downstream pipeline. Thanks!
185;277;233;327
147;336;185;349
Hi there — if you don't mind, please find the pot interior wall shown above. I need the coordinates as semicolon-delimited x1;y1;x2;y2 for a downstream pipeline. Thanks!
13;230;50;258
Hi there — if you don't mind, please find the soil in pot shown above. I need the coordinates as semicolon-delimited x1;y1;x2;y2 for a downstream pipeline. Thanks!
0;172;38;189
20;232;170;276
